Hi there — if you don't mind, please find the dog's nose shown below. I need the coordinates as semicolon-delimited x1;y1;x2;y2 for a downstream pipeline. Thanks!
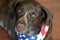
17;24;24;30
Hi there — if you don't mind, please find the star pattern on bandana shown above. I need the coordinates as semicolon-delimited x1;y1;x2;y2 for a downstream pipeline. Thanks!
17;32;37;40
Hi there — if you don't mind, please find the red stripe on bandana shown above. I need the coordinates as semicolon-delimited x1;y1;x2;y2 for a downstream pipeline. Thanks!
41;24;47;36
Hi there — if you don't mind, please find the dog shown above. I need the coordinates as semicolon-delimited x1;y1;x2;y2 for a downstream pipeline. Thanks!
10;0;53;40
0;0;53;40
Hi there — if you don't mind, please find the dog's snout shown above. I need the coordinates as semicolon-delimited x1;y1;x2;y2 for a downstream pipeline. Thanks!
20;18;25;24
16;17;29;33
18;18;26;25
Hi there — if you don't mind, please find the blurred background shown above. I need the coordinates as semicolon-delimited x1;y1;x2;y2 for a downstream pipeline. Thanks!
0;0;60;40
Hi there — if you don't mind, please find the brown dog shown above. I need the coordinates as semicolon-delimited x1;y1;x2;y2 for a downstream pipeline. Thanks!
9;0;53;40
0;0;53;40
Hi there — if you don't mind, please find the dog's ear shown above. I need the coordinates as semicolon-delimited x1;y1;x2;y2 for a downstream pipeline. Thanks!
8;0;24;18
41;7;53;25
41;7;47;23
8;1;16;18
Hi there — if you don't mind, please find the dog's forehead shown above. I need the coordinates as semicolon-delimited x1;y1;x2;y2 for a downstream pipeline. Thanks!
16;2;41;14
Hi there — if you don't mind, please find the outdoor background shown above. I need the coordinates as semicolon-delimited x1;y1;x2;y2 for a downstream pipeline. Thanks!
0;0;60;40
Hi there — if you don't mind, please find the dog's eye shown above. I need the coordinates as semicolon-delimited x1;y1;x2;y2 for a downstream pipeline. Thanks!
27;12;39;21
18;10;21;13
31;12;36;18
17;9;24;17
17;10;22;15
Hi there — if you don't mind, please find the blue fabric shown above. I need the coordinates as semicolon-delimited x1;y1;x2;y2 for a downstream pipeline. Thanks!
17;32;38;40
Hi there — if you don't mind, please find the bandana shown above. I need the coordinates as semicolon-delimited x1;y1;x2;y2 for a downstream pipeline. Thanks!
16;24;49;40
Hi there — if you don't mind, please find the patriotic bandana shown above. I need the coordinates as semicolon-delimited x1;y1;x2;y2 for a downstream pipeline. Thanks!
16;24;49;40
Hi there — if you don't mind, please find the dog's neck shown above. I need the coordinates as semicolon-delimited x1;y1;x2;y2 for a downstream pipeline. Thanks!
16;24;49;40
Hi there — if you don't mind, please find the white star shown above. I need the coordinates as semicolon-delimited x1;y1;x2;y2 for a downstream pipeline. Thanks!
22;35;26;37
20;35;22;37
31;36;35;39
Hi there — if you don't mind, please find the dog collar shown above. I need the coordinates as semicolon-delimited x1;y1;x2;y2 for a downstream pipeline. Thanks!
16;24;49;40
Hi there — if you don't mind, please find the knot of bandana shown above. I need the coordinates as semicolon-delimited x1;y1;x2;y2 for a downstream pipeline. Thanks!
16;24;49;40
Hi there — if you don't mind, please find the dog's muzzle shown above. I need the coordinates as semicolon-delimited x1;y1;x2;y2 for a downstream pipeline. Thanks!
16;24;49;40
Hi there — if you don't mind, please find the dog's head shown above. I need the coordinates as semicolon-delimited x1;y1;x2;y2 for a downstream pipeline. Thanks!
9;0;52;36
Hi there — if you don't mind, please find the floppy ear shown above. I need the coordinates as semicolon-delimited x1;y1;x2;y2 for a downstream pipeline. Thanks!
41;7;53;25
41;7;47;23
8;0;25;40
8;0;23;18
8;1;16;18
7;1;19;40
